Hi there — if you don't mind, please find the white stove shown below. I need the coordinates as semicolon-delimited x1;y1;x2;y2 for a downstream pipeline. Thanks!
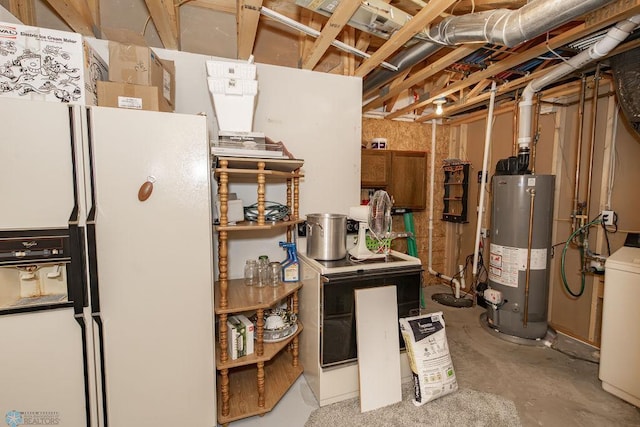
298;249;422;406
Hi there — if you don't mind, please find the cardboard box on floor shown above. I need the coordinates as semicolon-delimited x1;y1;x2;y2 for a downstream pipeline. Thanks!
97;81;172;112
108;42;175;110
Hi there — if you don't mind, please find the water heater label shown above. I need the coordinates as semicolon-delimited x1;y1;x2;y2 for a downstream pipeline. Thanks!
488;244;547;287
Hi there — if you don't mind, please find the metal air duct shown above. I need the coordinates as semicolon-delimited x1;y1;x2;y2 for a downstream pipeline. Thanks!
363;0;616;93
610;47;640;138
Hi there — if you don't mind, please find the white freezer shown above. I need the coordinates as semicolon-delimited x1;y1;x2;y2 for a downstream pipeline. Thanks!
88;107;216;426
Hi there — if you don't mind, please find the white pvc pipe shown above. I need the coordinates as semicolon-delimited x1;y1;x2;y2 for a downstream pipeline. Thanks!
428;119;462;294
472;81;498;277
518;15;640;151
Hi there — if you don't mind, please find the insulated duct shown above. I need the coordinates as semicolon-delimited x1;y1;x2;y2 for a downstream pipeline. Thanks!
517;15;640;169
610;47;640;138
363;0;616;93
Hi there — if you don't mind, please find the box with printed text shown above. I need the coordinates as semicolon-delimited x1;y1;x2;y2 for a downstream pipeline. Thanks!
0;21;107;104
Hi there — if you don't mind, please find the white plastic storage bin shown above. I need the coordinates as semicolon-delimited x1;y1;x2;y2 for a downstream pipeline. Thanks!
206;59;257;80
207;78;257;132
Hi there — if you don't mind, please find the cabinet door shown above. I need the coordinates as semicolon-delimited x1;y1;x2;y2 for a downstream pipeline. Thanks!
361;150;391;187
389;151;427;210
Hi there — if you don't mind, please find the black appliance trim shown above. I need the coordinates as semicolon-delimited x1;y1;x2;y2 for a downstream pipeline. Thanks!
320;266;422;368
67;105;89;313
322;265;423;282
92;314;109;427
86;109;109;427
0;228;71;266
75;314;92;427
0;301;74;316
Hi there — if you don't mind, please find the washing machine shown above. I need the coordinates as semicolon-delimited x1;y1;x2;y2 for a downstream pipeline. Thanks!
599;233;640;407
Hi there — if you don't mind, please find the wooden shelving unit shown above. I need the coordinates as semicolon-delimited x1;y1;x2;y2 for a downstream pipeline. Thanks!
213;157;304;426
442;162;470;223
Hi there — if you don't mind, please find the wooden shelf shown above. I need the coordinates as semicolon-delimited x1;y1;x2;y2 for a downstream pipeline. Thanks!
214;156;304;173
214;155;303;425
215;219;304;232
216;351;304;425
216;322;304;369
215;279;302;314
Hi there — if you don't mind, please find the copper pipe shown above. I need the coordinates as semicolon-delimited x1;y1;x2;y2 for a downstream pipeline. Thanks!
531;92;542;174
513;90;520;156
585;64;602;224
572;75;587;235
524;188;536;327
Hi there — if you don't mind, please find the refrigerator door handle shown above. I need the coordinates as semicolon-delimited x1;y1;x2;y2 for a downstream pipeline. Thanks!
91;312;109;427
74;313;93;427
87;210;109;427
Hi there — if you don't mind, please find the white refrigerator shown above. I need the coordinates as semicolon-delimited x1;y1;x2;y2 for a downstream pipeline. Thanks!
0;98;216;426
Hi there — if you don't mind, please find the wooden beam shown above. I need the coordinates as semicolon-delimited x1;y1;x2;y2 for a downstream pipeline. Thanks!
181;0;235;14
302;0;360;70
355;0;457;78
9;0;36;26
466;79;491;100
384;68;412;112
144;0;179;50
42;0;96;36
379;0;640;120
362;45;477;110
342;27;356;76
420;37;640;124
237;0;263;59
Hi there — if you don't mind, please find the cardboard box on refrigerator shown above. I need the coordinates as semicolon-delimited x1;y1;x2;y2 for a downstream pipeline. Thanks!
0;22;108;105
97;81;172;112
108;42;175;109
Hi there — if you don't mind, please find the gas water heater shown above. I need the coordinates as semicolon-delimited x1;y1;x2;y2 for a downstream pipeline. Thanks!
485;173;555;340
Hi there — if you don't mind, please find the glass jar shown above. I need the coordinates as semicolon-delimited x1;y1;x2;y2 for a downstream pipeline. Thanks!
244;260;258;286
268;262;282;287
257;256;270;287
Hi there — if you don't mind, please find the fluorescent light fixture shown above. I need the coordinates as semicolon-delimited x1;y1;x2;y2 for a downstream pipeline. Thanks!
434;98;445;115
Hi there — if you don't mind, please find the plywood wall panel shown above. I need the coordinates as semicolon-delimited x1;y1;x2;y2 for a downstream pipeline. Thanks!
361;118;449;284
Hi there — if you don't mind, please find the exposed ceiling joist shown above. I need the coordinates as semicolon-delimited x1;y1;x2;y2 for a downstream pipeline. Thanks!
183;0;236;14
389;4;639;122
363;45;478;110
355;0;458;77
9;0;36;26
237;0;263;59
144;0;179;50
43;0;97;36
302;0;360;70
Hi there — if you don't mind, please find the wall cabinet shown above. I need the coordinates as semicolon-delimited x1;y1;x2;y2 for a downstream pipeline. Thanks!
442;162;470;223
361;150;427;210
213;156;305;425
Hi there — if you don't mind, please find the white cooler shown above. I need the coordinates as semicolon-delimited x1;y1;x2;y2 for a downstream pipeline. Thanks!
599;243;640;407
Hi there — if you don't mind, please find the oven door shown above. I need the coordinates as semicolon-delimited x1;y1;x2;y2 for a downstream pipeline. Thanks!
320;266;422;368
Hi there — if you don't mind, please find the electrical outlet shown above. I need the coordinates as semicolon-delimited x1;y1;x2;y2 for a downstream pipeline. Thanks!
481;228;489;238
602;210;614;226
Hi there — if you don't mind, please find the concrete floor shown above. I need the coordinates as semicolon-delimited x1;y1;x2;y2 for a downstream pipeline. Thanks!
222;284;640;426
